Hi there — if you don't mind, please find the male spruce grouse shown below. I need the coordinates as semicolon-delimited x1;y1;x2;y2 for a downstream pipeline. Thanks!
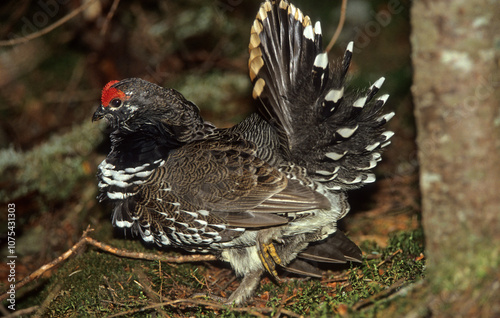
92;0;393;305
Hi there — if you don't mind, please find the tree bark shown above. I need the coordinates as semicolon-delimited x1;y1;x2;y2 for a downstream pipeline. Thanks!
411;0;500;316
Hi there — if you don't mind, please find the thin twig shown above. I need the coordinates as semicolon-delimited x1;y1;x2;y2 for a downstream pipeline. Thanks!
0;0;99;47
133;268;170;318
273;286;289;318
323;272;350;283
101;0;121;36
325;0;348;53
377;249;402;267
102;275;118;304
84;236;217;263
158;260;164;304
33;284;62;318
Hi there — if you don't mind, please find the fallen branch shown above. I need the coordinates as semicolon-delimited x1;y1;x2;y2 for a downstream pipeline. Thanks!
84;235;217;263
0;0;99;47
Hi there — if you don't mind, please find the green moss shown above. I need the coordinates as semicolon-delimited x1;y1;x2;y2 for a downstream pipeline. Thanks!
0;120;103;203
41;251;156;317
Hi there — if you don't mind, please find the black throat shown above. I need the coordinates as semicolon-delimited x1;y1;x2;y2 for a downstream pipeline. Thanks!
106;126;181;170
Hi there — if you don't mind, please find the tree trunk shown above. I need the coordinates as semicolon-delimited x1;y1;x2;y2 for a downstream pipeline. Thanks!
411;0;500;316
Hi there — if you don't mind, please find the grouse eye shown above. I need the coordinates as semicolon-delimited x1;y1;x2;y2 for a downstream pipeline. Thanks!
109;98;122;108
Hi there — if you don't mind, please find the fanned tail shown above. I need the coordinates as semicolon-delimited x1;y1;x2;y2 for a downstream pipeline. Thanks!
249;0;394;190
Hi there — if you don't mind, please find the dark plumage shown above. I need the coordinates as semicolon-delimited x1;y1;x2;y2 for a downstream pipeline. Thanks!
92;0;393;305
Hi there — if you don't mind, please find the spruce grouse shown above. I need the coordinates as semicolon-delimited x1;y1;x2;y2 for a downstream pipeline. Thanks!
92;0;394;305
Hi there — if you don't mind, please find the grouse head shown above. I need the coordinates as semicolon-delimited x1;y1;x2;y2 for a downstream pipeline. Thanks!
92;78;208;143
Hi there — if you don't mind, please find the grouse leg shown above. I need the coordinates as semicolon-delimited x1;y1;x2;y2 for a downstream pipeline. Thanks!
226;269;265;306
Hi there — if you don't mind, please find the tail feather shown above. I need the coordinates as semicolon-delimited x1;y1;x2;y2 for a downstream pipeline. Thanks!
249;0;394;190
297;231;362;264
283;231;363;277
249;1;323;140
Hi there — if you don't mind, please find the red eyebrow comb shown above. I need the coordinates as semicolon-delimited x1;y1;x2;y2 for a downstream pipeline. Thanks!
101;80;125;107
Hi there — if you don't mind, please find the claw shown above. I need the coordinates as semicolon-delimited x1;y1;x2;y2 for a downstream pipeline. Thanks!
258;242;282;281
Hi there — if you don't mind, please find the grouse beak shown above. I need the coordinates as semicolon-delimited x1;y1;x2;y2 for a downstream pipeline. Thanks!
92;105;105;122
